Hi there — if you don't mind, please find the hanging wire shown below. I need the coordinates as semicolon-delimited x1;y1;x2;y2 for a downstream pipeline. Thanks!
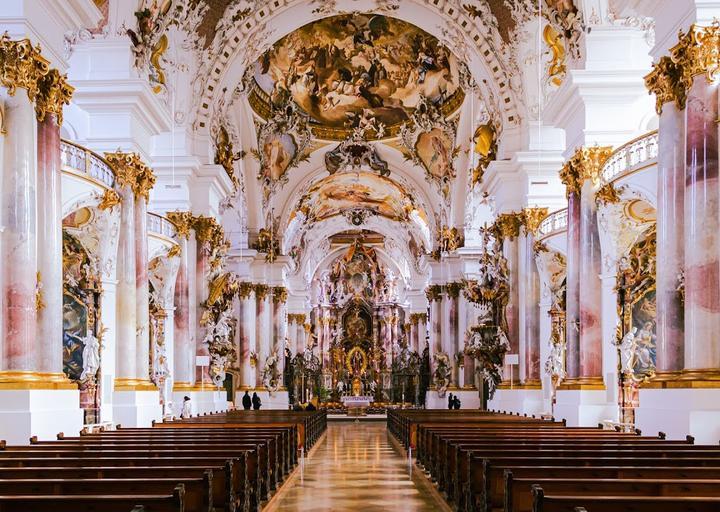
536;0;543;179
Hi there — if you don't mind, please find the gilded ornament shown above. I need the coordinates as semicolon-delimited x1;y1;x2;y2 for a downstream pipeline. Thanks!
238;282;255;299
544;24;567;87
523;207;549;235
214;125;244;189
471;123;498;186
595;182;624;206
493;211;525;240
0;33;50;102
104;151;156;201
35;68;74;124
446;281;464;299
425;284;443;302
410;312;427;324
533;240;549;255
166;244;181;258
192;216;227;253
166;211;194;239
252;227;280;263
272;286;288;304
559;146;613;196
254;284;269;300
97;189;121;211
645;22;720;114
430;225;464;259
35;271;45;312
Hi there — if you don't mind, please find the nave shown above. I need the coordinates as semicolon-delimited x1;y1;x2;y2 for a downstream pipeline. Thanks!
266;422;449;512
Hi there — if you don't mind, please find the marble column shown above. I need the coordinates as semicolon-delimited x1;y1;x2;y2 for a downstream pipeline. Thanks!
655;102;686;375
0;94;37;373
239;284;255;389
255;285;270;388
446;286;460;387
578;179;604;381
296;317;306;355
427;288;443;361
194;246;211;383
271;288;287;382
171;233;192;387
409;319;418;353
683;77;720;375
498;225;522;382
564;191;582;380
134;195;151;383
522;230;542;385
113;183;137;381
36;111;63;376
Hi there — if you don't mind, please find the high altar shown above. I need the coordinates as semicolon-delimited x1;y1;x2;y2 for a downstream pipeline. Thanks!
286;241;428;408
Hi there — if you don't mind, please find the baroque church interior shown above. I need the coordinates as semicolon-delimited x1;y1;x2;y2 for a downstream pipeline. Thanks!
1;0;720;510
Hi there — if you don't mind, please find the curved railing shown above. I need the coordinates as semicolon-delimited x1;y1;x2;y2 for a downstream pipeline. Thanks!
538;208;568;238
60;140;116;189
600;130;658;184
147;212;178;239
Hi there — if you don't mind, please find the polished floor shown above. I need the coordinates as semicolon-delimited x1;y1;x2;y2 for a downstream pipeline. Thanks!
265;422;450;511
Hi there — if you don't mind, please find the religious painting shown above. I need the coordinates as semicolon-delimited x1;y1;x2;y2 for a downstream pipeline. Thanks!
260;132;297;183
62;294;88;381
298;172;415;223
629;289;656;375
253;13;461;137
415;128;455;182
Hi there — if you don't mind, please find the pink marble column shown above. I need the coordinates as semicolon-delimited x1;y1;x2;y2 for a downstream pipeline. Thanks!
135;196;151;382
296;317;305;355
239;286;256;389
564;191;582;379
1;95;37;372
504;237;521;381
523;232;542;384
431;297;443;354
409;320;418;353
656;102;685;374
173;236;192;385
115;185;137;380
448;290;460;386
195;247;211;383
36;112;63;375
578;179;603;380
684;78;720;372
255;287;270;388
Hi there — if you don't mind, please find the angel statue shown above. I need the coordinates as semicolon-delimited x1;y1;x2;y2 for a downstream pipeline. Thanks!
80;333;100;382
617;327;638;374
262;350;281;394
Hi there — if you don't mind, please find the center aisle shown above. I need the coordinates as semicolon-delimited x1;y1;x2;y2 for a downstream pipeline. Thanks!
265;421;450;512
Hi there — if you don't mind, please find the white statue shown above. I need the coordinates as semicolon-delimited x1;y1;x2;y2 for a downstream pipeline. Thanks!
336;379;345;395
545;343;565;379
619;327;637;373
153;342;169;381
80;333;100;381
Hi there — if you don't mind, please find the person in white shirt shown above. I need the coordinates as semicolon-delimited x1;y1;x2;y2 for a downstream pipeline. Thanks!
181;396;192;419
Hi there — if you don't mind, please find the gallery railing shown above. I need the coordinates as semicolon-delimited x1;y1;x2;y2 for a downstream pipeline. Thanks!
147;212;179;240
60;139;116;189
600;130;658;185
538;208;568;238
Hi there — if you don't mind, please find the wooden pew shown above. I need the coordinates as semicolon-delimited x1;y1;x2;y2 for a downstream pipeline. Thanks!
530;484;720;512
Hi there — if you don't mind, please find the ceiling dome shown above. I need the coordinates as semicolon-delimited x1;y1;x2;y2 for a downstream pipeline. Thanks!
249;13;464;140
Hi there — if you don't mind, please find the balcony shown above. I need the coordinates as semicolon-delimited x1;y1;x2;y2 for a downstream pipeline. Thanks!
60;140;115;189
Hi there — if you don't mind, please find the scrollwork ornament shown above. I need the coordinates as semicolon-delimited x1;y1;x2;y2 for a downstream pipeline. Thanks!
97;189;121;211
0;33;50;102
523;207;549;235
35;68;74;124
166;211;194;239
104;151;156;201
559;146;613;196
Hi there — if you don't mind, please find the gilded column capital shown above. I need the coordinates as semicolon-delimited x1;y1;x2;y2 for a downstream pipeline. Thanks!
559;146;613;196
192;215;227;252
0;33;50;102
523;207;549;235
410;312;428;324
104;151;156;201
98;189;121;211
493;211;525;240
425;284;443;302
446;281;464;299
254;284;269;300
272;286;288;304
167;211;194;239
35;68;73;124
645;22;720;114
238;282;255;299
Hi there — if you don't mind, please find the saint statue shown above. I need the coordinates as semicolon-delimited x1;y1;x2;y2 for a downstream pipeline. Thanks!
80;333;100;382
619;327;637;374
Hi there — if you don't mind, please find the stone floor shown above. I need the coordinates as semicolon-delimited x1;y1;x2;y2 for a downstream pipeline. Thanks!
265;421;450;511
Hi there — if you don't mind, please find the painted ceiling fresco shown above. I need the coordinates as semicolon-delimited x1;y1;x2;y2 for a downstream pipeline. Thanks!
253;14;461;137
296;172;417;223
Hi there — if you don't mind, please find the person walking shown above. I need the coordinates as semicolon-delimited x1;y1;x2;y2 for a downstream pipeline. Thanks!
242;390;252;410
252;392;262;410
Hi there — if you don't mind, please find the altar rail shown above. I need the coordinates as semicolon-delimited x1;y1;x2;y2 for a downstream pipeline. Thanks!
600;130;658;184
147;212;178;240
60;140;116;189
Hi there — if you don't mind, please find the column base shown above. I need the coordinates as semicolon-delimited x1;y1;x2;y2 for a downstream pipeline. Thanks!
113;389;161;428
0;388;84;445
636;387;720;443
554;387;616;427
488;388;545;416
643;369;720;388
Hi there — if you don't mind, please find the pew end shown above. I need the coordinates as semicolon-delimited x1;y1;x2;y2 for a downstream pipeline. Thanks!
687;435;695;444
56;432;64;440
29;436;38;445
658;431;666;439
0;440;6;450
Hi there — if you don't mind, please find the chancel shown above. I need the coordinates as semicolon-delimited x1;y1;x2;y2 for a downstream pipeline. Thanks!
0;0;720;511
